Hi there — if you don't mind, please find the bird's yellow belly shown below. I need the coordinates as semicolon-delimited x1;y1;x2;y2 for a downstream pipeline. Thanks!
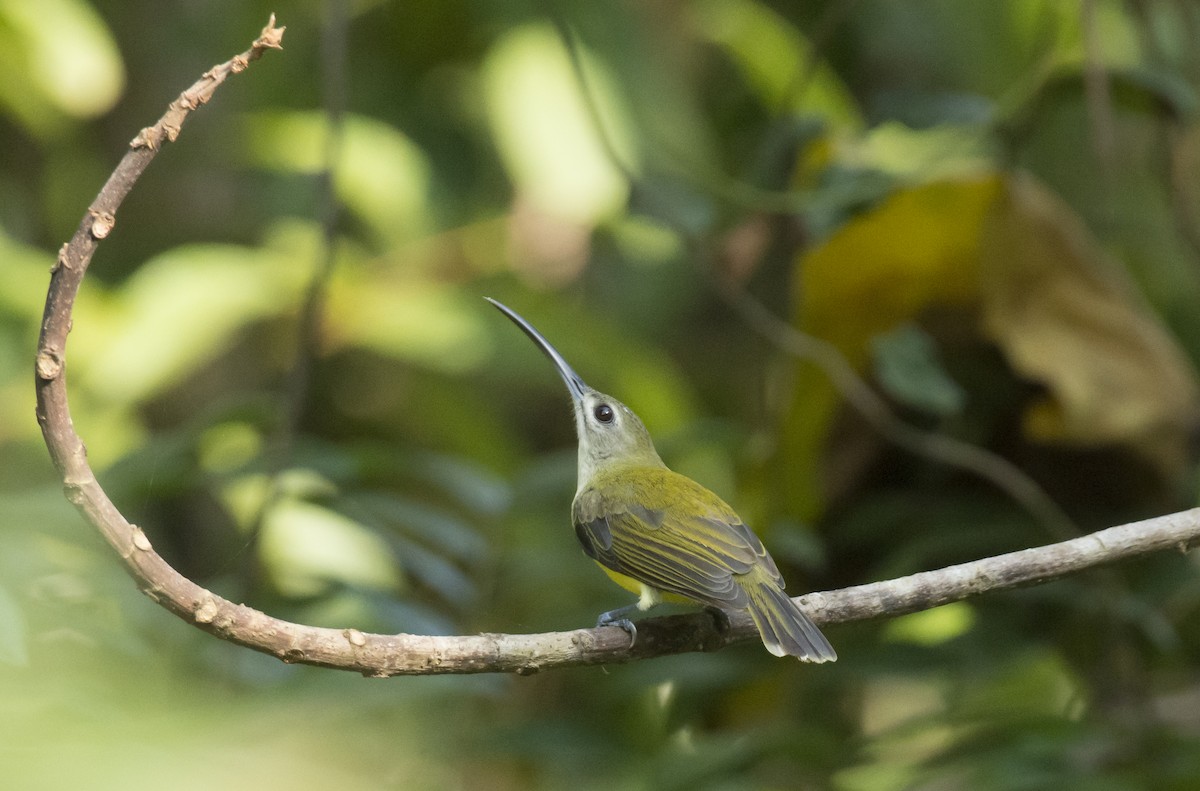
595;562;693;606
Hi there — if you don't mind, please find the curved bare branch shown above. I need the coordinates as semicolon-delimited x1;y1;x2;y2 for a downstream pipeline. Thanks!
33;15;1200;678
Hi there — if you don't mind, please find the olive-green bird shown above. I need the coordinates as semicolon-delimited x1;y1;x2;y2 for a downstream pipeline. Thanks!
487;298;836;662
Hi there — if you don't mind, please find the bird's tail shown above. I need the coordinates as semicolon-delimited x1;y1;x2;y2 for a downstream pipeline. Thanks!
744;581;837;663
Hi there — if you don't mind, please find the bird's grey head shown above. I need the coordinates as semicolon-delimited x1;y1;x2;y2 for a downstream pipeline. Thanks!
486;298;664;486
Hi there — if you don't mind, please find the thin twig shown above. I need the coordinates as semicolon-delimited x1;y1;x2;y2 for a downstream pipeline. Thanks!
288;0;346;439
1080;0;1118;227
35;15;285;471
541;2;814;215
1130;2;1200;276
1080;0;1117;167
717;285;1080;539
237;2;349;586
33;13;284;632
771;0;862;121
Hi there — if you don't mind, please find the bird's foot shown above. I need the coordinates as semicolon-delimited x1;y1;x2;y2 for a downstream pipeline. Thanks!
596;605;641;647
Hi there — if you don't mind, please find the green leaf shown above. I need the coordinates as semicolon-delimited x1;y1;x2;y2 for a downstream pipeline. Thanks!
884;602;976;646
260;499;403;598
482;23;633;225
244;111;433;248
0;0;124;135
76;243;309;403
871;323;966;417
342;491;487;564
692;0;862;128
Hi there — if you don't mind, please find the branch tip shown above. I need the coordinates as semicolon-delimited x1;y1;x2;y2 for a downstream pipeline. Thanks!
257;15;285;50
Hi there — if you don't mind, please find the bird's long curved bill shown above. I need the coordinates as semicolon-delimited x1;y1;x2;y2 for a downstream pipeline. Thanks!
486;298;588;401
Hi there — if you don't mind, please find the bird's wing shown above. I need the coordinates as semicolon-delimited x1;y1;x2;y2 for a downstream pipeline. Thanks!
572;470;782;608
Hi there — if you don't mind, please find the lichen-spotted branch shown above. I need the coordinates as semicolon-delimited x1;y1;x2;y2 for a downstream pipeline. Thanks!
32;16;1200;677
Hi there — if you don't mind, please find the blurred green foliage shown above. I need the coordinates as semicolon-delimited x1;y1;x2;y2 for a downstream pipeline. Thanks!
3;1;1200;789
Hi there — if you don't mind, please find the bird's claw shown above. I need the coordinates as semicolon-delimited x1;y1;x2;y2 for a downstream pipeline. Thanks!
596;611;638;647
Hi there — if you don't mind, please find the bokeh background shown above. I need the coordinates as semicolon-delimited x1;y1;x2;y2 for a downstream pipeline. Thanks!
3;1;1200;788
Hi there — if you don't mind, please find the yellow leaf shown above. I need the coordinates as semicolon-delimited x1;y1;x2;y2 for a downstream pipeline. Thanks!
772;172;1199;519
980;174;1200;469
798;176;998;360
776;176;1001;518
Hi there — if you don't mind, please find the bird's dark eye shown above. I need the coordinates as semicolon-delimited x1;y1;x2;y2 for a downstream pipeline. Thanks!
594;404;614;423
